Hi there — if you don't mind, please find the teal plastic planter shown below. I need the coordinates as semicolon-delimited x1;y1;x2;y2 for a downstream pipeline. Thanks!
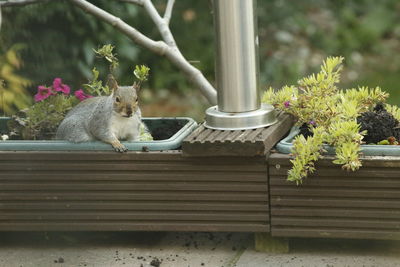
0;117;197;151
276;127;400;157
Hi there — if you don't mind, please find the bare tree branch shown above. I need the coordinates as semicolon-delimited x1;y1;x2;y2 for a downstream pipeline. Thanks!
0;0;51;7
121;0;217;103
69;0;166;55
163;0;175;25
141;0;176;47
165;51;217;105
122;0;176;47
1;0;218;104
70;0;217;104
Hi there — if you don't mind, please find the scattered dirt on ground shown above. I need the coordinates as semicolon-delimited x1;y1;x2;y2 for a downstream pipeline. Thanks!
44;232;247;267
54;257;64;263
150;257;162;267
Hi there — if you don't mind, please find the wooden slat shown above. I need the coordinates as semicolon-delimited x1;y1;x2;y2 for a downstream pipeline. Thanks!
272;217;400;229
0;211;269;222
269;153;400;168
0;150;268;163
185;124;206;142
270;176;400;187
0;151;188;161
223;130;244;142
270;167;400;178
0;201;268;211
0;172;267;182
246;127;265;141
271;207;400;219
233;130;253;142
194;128;214;143
0;222;270;232
204;130;223;143
271;197;400;209
0;163;267;172
212;130;232;142
0;182;267;191
182;112;294;157
270;187;400;198
0;192;268;201
271;227;400;240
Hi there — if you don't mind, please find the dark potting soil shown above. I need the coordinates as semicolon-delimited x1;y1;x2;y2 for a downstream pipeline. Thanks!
145;120;186;141
6;119;187;141
298;104;400;144
357;103;400;144
298;123;314;138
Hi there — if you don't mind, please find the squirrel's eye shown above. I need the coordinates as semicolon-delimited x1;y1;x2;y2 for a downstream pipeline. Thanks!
115;97;120;103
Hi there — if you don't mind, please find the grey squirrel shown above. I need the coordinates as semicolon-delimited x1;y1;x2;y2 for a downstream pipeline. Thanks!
56;75;143;152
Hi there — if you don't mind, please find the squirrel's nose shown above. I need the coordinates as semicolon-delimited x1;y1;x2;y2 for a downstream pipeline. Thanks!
126;110;133;117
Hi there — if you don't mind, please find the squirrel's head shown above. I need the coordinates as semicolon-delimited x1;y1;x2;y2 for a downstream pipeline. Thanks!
108;74;139;118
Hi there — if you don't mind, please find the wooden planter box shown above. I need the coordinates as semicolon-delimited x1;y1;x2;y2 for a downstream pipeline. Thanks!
269;153;400;240
0;114;297;234
0;151;269;232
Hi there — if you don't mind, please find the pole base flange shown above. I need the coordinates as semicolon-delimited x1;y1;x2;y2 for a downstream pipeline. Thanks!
204;104;277;130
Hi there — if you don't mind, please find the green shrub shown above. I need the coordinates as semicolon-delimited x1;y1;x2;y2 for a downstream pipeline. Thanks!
263;57;390;184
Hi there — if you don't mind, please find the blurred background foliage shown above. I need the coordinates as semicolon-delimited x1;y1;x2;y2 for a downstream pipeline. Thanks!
0;0;399;120
0;44;32;114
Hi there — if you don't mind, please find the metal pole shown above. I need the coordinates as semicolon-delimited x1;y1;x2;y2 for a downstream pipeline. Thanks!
205;0;277;130
214;0;259;113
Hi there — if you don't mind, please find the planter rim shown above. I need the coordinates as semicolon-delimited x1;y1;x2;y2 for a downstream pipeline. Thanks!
0;117;197;151
276;126;400;157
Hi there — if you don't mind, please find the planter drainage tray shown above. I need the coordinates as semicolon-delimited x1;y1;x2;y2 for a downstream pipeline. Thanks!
276;127;400;157
0;117;197;151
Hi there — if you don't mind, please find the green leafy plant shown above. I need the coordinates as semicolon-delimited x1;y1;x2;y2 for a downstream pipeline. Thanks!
134;65;150;85
263;57;390;184
8;45;152;141
7;44;152;141
83;45;150;97
83;44;118;97
8;78;78;140
83;67;110;97
385;104;400;121
93;44;119;73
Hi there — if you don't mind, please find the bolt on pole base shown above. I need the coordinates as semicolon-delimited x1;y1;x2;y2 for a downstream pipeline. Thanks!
204;103;277;131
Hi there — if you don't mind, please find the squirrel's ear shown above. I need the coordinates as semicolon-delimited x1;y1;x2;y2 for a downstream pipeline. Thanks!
107;74;119;91
133;81;140;92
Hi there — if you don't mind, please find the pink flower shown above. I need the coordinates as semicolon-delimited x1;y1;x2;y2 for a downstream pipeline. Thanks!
74;89;93;101
52;78;70;95
34;85;54;102
284;101;290;108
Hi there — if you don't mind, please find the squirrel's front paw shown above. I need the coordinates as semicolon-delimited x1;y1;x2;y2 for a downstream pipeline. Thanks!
111;140;128;153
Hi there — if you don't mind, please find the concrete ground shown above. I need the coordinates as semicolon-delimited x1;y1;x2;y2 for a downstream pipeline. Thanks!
0;232;399;267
